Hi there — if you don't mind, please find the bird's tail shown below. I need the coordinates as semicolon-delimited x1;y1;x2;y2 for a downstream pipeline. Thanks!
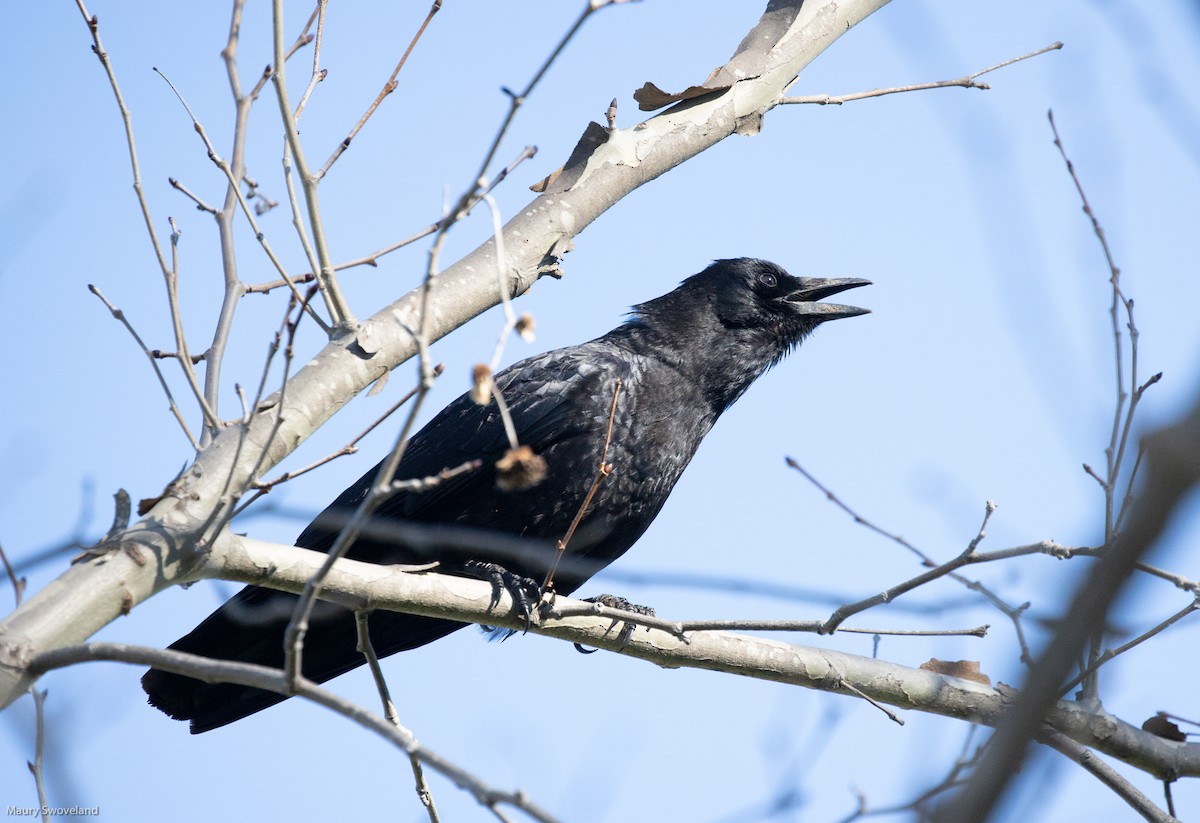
141;584;464;733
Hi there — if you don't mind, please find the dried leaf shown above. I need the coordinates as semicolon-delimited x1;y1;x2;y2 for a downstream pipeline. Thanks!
470;364;493;406
515;313;536;343
920;658;992;686
632;80;730;112
1142;714;1186;742
495;445;548;491
632;1;802;111
530;122;609;193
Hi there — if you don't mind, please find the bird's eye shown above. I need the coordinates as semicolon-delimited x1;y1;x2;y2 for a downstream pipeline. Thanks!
759;272;778;288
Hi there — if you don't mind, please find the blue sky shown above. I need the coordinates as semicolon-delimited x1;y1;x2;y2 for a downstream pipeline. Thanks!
2;2;1199;821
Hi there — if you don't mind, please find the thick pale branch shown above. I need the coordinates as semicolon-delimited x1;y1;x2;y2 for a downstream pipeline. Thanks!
38;533;1200;781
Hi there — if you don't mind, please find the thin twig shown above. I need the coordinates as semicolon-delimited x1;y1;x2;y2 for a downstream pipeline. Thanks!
483;193;522;371
234;383;251;423
489;387;521;452
250;448;356;494
207;0;261;423
837;736;983;822
245;145;536;295
243;224;438;293
1058;598;1200;699
0;540;25;607
149;349;205;363
292;0;328;120
347;364;444;449
470;0;629;187
240;398;476;515
26;688;50;823
165;216;221;434
781;42;1062;105
789;458;1037;658
542;378;622;592
355;612;442;823
74;2;229;441
286;5;320;63
786;457;929;563
1114;442;1149;536
386;459;483;495
1129;561;1200;594
678;620;989;637
34;643;560;823
220;0;247;99
153;67;328;333
88;285;199;449
1049;109;1128;544
1048;108;1160;701
787;461;1012;635
840;679;904;725
73;2;171;276
231;290;312;513
316;0;442;180
281;131;325;311
1040;732;1173;822
270;0;352;328
168;177;218;213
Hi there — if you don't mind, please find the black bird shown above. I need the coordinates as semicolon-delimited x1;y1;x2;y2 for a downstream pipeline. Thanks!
142;258;869;732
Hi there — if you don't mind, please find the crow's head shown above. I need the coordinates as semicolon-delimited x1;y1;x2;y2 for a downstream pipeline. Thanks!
636;258;869;349
628;258;870;414
700;257;870;333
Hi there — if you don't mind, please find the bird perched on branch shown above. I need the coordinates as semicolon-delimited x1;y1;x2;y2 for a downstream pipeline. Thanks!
142;257;869;732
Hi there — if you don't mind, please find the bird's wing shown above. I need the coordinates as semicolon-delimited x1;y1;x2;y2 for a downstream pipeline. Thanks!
390;344;626;520
295;343;628;554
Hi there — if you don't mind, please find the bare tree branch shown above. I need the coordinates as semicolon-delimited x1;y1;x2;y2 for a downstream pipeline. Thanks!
32;642;559;823
316;1;442;180
355;611;442;823
269;0;352;329
1041;732;1175;823
935;383;1200;820
87;285;200;449
2;0;899;717
781;41;1062;106
25;688;50;823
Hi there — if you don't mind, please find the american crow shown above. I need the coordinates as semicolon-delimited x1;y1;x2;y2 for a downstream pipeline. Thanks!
142;258;868;732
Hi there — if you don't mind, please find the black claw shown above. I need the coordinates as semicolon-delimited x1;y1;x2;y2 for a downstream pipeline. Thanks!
464;561;540;632
581;593;656;651
584;593;656;618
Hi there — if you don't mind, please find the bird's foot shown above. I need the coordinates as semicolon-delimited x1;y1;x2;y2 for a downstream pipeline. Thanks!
463;561;541;632
577;593;656;652
584;593;656;618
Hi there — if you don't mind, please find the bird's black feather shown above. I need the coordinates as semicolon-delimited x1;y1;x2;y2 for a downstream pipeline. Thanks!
141;258;869;732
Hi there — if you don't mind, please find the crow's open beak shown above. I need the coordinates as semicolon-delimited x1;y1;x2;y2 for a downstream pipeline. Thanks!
782;277;871;319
